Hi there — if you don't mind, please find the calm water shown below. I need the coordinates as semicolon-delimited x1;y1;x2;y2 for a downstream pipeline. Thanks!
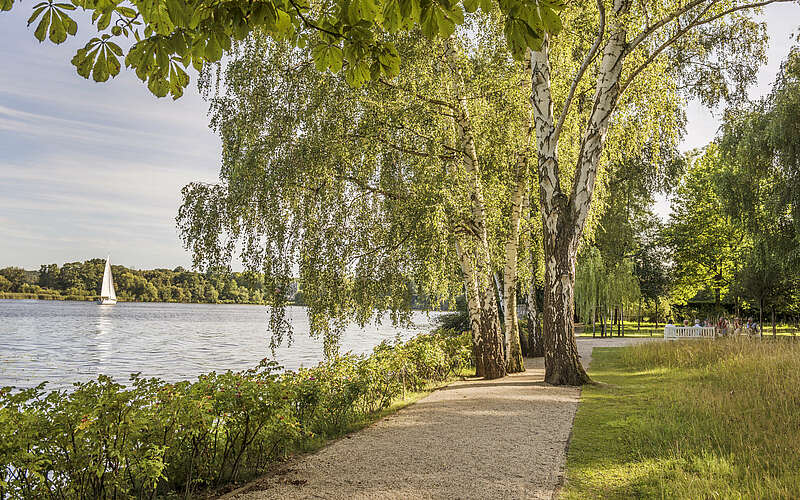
0;300;441;390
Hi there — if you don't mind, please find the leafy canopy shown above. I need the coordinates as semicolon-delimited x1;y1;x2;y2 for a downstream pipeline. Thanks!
3;0;566;98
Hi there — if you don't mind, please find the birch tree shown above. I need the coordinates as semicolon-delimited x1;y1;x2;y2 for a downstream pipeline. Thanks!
178;19;536;378
526;0;783;384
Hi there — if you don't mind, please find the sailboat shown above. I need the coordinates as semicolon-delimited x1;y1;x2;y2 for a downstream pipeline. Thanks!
99;256;117;305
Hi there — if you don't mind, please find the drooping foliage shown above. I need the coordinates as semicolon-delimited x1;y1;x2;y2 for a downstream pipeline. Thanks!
177;18;532;356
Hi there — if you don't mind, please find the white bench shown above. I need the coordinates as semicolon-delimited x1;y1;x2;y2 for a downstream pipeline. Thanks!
664;326;716;340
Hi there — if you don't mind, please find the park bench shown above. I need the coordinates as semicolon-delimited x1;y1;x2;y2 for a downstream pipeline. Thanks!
664;326;716;340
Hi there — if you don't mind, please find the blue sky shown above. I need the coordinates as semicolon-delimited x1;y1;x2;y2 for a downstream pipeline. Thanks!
1;4;799;270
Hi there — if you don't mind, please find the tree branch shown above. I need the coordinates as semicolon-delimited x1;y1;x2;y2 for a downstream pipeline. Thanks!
626;0;795;57
287;0;344;40
625;0;709;55
349;132;458;161
335;174;408;201
378;78;457;111
373;118;461;153
554;0;606;142
619;0;788;96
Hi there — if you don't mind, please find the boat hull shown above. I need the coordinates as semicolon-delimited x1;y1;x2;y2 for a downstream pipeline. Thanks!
99;298;117;305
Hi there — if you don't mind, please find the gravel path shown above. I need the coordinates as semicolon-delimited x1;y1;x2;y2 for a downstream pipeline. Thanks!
226;337;659;500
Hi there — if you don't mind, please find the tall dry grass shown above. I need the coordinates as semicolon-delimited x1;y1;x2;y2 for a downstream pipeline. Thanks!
618;337;800;498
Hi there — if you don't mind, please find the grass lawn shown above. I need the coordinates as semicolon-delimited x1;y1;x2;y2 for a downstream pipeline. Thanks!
562;338;800;499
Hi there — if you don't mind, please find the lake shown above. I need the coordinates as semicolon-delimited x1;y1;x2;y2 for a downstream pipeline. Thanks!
0;300;442;390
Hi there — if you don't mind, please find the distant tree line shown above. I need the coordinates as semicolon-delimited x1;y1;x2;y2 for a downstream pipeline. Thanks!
571;47;800;335
0;259;297;304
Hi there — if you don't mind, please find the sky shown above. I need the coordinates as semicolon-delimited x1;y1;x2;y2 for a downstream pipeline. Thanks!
1;4;799;271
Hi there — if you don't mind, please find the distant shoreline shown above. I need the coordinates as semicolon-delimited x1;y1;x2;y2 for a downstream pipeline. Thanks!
0;295;444;311
0;292;278;306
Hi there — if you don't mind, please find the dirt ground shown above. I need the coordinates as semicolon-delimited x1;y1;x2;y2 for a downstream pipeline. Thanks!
225;337;658;500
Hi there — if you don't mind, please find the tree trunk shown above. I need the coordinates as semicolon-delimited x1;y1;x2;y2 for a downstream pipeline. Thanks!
446;39;506;380
503;159;527;373
655;300;659;333
530;42;590;385
455;240;487;377
527;209;545;359
494;271;507;354
772;306;776;338
478;284;506;378
621;304;625;337
526;286;544;357
600;309;605;337
528;0;630;385
542;238;590;384
638;297;642;331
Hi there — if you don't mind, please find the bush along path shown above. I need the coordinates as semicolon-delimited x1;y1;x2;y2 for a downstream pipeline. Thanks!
226;337;658;500
0;331;472;499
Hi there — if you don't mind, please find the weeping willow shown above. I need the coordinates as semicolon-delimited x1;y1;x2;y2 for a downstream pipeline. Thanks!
575;246;640;330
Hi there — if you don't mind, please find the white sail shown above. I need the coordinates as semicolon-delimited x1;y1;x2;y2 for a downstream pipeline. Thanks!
100;257;117;303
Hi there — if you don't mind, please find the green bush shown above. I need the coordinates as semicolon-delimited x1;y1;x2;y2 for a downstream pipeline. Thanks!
0;331;472;499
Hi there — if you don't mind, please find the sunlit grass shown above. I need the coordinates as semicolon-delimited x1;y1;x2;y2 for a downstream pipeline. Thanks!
563;337;800;499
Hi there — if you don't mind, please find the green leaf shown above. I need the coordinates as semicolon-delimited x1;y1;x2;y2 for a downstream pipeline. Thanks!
33;9;51;41
59;10;78;36
328;46;343;73
345;59;370;87
169;61;189;99
377;42;400;77
348;0;378;22
147;73;169;97
382;0;402;32
1;0;14;12
538;5;562;35
165;0;187;26
92;47;109;81
540;0;567;11
397;0;418;22
311;44;343;73
205;33;222;61
447;5;464;26
419;4;438;38
273;9;292;35
48;10;67;43
27;5;47;25
463;0;479;14
117;6;137;18
97;9;112;30
156;45;169;71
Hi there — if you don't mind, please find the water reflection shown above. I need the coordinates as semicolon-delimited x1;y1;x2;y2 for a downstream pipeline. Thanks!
0;301;441;390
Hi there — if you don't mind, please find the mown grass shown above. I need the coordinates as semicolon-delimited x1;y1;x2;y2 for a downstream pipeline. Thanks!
563;337;800;499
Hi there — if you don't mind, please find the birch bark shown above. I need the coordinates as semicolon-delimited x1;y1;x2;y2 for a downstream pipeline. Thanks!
528;0;632;384
503;156;527;372
446;39;506;379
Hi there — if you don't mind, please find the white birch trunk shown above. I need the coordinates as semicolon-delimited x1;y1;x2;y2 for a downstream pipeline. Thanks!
503;157;526;372
526;0;633;385
455;239;488;377
446;39;506;379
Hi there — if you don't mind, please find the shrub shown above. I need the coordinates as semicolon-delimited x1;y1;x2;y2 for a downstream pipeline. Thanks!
0;331;471;499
